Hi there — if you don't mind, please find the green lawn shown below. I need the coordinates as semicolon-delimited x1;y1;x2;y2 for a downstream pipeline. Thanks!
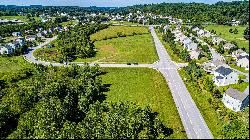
60;20;77;27
156;32;185;63
76;34;158;63
90;26;149;41
205;25;249;53
229;64;249;73
0;56;32;73
178;68;249;139
108;21;143;26
0;16;40;23
101;68;186;139
218;82;249;93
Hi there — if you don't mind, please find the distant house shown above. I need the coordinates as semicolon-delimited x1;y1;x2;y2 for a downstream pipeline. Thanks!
212;36;223;45
189;49;201;59
15;37;25;46
197;29;205;37
213;65;238;86
236;55;249;70
12;32;21;37
223;43;235;50
202;60;225;73
232;49;247;59
231;19;240;26
36;32;43;38
163;24;170;33
191;27;200;32
182;37;192;45
26;35;37;41
184;42;198;51
222;87;249;112
0;45;13;55
203;31;212;38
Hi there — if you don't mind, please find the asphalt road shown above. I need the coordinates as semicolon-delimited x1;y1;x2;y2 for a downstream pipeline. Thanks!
150;26;213;139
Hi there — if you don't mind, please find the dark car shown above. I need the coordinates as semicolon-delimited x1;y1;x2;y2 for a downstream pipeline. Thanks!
127;63;131;65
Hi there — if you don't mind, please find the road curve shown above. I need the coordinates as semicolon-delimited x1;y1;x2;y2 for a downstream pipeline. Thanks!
150;26;213;139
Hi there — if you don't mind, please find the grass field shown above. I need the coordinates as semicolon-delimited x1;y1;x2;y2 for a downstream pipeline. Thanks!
90;26;149;41
76;34;158;63
101;68;186;139
0;56;32;73
108;21;143;26
0;16;41;23
60;20;78;27
178;68;249;138
205;25;249;53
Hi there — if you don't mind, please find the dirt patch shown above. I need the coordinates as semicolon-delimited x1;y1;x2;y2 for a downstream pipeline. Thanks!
100;45;117;54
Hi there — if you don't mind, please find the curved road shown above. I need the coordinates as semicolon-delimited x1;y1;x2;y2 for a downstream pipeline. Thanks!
24;26;213;139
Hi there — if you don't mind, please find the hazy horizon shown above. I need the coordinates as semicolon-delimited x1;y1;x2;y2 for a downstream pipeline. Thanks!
0;0;239;7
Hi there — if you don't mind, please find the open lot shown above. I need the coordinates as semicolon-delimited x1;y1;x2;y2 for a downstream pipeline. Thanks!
0;56;32;73
205;25;249;53
101;67;186;139
76;34;158;63
90;26;149;41
0;16;41;22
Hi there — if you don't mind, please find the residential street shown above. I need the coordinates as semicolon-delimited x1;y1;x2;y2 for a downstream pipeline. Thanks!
150;26;213;139
24;26;214;139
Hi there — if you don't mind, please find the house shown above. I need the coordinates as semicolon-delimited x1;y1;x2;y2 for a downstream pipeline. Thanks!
231;19;240;26
197;29;205;37
222;87;249;112
191;27;200;32
223;43;235;50
12;32;21;37
212;36;223;45
15;37;25;46
232;49;247;59
189;49;201;59
26;35;36;41
236;55;249;70
202;60;225;73
0;45;13;54
163;24;170;32
213;65;238;86
184;42;198;51
182;37;192;45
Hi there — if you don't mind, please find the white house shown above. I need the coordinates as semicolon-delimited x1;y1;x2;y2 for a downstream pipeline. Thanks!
213;65;238;86
212;36;223;45
0;45;13;55
222;87;249;112
236;55;249;70
184;42;198;51
197;29;205;37
232;49;247;59
12;32;21;37
192;27;200;32
26;35;36;41
223;43;235;50
189;49;201;59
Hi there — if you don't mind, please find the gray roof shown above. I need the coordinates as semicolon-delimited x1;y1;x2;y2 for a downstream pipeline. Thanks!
237;55;249;60
216;76;224;79
215;66;232;76
225;88;249;101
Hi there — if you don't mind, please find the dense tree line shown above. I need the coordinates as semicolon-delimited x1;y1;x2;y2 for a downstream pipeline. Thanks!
124;1;249;25
0;64;172;139
54;23;109;62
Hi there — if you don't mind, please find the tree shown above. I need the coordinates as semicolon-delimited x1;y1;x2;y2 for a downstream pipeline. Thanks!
180;48;191;62
229;28;233;33
203;76;214;92
233;28;238;34
213;89;222;99
217;43;225;54
243;27;249;40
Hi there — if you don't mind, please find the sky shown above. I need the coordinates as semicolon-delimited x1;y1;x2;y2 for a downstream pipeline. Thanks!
0;0;237;7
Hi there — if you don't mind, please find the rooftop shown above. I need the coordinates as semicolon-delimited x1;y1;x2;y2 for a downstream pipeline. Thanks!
225;88;249;101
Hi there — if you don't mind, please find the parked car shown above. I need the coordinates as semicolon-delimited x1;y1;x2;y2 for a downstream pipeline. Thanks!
127;63;131;65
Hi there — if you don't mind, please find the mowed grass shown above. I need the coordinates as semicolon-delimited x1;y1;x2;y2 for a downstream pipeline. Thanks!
205;25;249;53
0;56;32;73
101;68;186;139
75;34;158;63
0;16;41;22
90;26;149;41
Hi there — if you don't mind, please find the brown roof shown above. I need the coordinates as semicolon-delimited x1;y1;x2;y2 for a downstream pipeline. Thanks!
225;88;249;101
